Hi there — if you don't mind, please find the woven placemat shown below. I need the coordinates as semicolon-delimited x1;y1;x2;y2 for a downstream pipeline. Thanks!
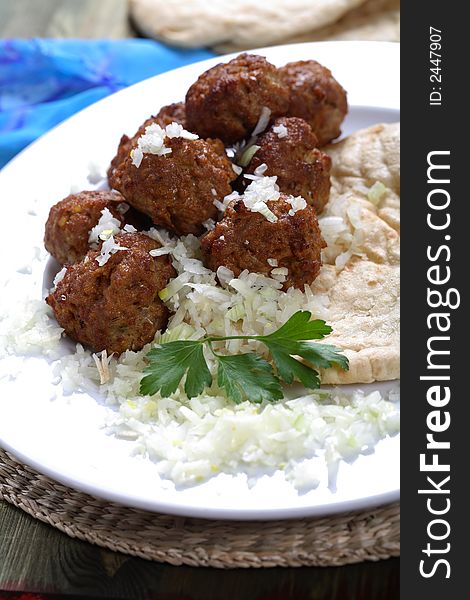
0;448;399;568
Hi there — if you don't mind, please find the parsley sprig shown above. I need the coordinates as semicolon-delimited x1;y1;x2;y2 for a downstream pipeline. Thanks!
140;311;349;403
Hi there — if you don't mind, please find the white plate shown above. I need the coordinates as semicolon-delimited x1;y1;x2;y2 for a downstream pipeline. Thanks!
0;41;400;520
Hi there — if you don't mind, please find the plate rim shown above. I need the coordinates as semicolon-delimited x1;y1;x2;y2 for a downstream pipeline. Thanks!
0;40;400;520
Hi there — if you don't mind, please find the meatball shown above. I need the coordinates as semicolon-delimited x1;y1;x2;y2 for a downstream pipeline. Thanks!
46;232;176;354
246;117;332;214
154;102;187;129
107;102;187;189
111;135;236;236
201;195;326;290
278;60;347;146
185;53;289;144
44;191;127;266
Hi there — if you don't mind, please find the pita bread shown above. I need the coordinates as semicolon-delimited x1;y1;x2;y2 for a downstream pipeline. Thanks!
313;123;400;384
314;260;399;384
295;0;400;44
327;122;400;231
215;0;399;52
129;0;366;49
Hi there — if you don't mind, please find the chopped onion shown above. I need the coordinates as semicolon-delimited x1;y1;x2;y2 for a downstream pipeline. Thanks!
273;123;288;138
158;273;190;300
52;267;67;290
238;144;260;167
252;106;272;137
226;303;246;322
202;218;216;231
254;203;277;222
254;163;268;176
88;208;122;245
95;235;128;266
367;181;387;205
149;247;173;257
216;266;235;287
158;323;196;343
132;122;198;168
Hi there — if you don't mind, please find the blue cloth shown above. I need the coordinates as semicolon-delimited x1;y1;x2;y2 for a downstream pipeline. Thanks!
0;39;215;168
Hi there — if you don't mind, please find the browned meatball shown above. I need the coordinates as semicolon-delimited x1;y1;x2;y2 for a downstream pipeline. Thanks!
108;134;136;190
201;195;326;290
246;117;331;214
44;191;127;266
123;205;154;231
112;136;236;236
46;232;176;354
278;60;347;146
185;53;290;144
154;102;187;128
107;102;187;189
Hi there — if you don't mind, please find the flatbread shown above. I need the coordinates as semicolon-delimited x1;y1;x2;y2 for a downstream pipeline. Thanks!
327;122;400;231
314;260;399;384
293;0;400;44
129;0;366;49
215;0;399;52
314;123;400;384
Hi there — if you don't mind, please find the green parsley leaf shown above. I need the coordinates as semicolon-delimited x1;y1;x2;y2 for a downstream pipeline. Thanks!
293;341;350;372
261;310;332;341
262;340;321;388
216;353;283;404
140;340;212;399
258;311;349;387
139;310;348;403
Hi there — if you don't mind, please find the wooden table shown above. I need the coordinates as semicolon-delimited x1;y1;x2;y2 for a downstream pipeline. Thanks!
0;501;399;598
0;1;399;596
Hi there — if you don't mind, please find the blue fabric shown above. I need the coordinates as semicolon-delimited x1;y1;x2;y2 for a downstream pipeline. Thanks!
0;39;216;168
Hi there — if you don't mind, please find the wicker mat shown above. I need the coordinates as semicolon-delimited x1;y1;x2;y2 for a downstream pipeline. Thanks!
0;448;399;568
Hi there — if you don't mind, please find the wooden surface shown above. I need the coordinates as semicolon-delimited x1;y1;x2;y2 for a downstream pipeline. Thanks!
0;500;399;599
0;1;399;597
